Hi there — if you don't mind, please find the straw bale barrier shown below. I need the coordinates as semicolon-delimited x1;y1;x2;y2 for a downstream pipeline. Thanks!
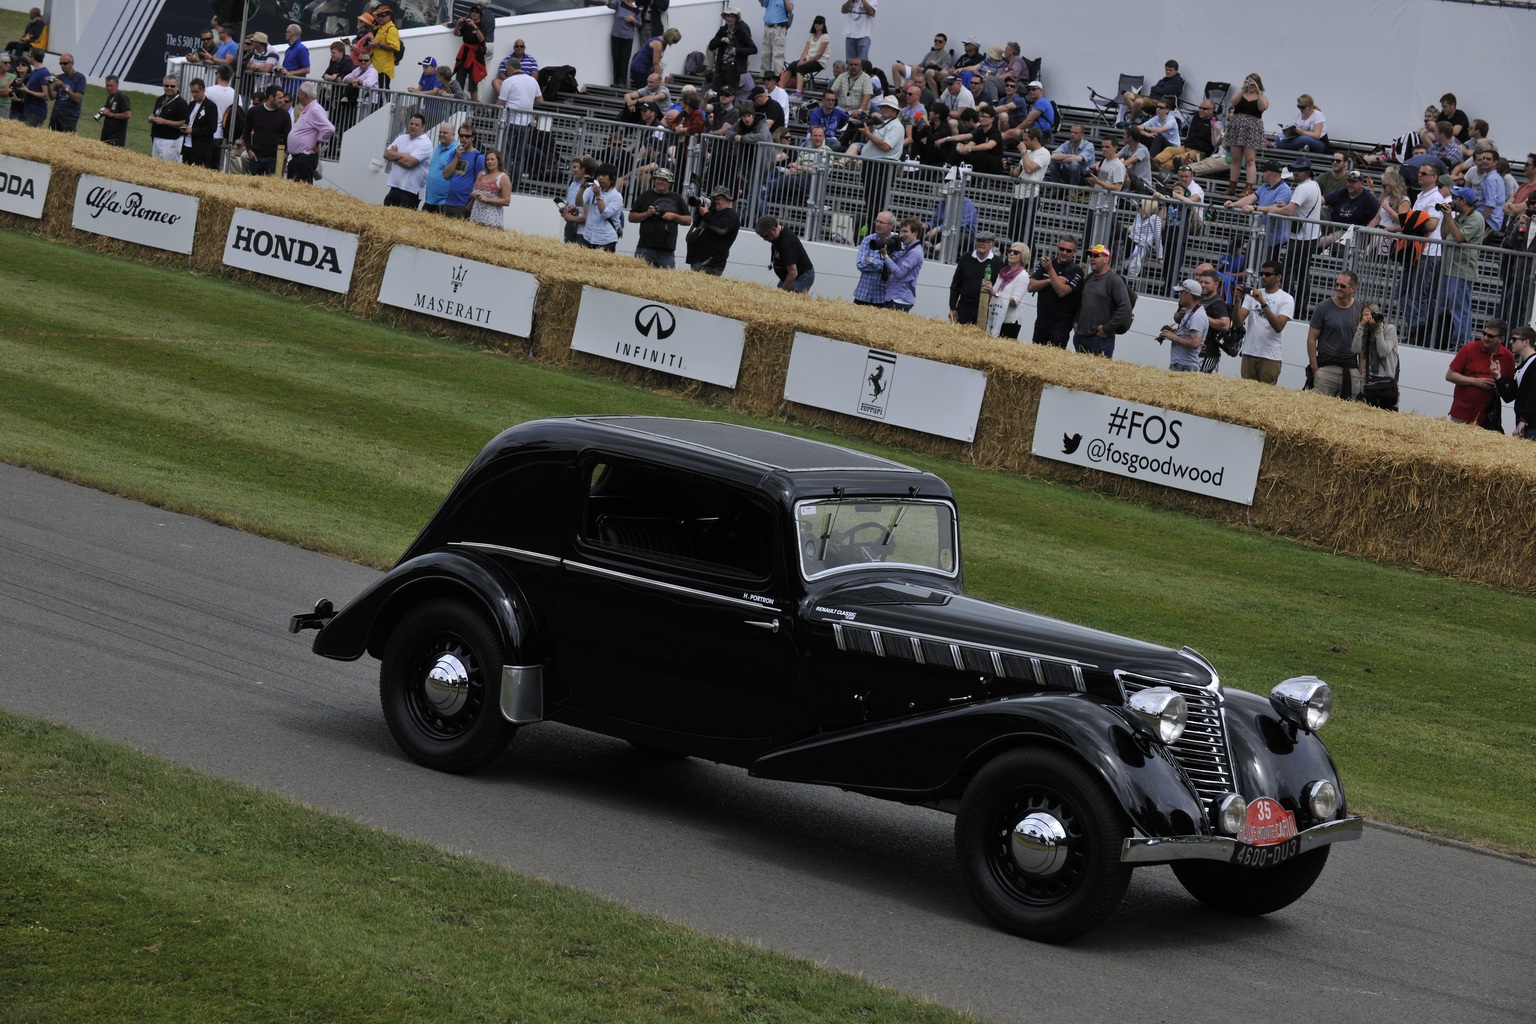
4;122;1534;592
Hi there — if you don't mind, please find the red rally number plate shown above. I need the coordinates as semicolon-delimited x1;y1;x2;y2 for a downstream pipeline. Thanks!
1231;797;1300;867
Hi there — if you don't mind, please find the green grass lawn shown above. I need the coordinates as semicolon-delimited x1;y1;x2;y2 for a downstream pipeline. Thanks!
0;224;1532;1017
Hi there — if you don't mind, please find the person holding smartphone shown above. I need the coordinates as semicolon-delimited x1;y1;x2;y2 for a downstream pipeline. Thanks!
431;123;485;218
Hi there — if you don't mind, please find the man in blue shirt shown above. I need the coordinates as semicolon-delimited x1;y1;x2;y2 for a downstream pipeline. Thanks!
759;0;791;83
1224;159;1292;253
280;24;310;96
807;89;849;148
1475;147;1507;232
19;52;51;127
1048;123;1096;185
423;122;485;218
213;24;239;71
47;53;86;132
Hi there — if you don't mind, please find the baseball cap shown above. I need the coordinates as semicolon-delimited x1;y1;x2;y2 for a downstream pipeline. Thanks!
962;37;979;45
420;56;437;67
722;5;741;16
1451;186;1479;204
1260;159;1282;174
749;85;766;99
709;184;731;198
1346;170;1365;182
373;6;393;15
1179;278;1201;296
654;168;675;182
1026;80;1043;89
1087;243;1111;257
1289;155;1312;172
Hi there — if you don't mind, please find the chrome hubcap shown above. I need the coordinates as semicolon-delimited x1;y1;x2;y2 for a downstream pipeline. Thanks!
425;653;470;717
1011;812;1069;876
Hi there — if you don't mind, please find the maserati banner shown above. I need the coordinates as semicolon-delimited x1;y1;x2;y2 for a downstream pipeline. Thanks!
379;245;539;338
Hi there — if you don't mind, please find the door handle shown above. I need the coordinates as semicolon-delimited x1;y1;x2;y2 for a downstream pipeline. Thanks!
745;619;780;633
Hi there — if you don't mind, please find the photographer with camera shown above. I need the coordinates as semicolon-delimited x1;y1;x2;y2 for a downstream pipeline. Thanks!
756;215;815;293
684;185;741;275
45;53;85;134
17;49;51;127
854;211;910;308
707;7;757;94
1157;279;1209;372
630;168;693;269
563;163;625;252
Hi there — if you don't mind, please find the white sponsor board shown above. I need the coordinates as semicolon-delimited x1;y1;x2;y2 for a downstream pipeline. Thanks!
71;174;198;253
570;287;746;388
783;333;988;443
0;154;50;219
222;208;358;293
379;245;539;338
1032;385;1266;505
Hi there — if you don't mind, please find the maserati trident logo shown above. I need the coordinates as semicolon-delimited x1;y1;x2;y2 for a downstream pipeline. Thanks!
634;303;677;340
450;263;468;293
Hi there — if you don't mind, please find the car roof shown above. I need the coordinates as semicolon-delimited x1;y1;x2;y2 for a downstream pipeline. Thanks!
578;416;916;473
485;416;953;501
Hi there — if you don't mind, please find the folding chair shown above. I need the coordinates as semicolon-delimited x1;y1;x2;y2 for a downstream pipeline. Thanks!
1021;56;1042;85
1088;73;1142;127
1181;81;1230;119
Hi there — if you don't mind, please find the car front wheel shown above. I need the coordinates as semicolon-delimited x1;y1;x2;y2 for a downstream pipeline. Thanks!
379;598;516;773
1171;846;1330;916
955;747;1133;943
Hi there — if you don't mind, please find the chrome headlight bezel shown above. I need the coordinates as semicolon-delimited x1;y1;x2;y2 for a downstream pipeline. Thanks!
1270;676;1332;732
1127;686;1189;745
1213;793;1247;835
1306;780;1340;820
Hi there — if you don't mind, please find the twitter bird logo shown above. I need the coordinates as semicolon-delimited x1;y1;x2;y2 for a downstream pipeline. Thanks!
1062;433;1083;455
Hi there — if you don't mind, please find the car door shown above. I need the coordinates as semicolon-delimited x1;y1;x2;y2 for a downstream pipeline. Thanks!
550;456;805;747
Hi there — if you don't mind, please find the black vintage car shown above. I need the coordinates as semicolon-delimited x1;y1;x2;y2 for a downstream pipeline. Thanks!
291;416;1361;941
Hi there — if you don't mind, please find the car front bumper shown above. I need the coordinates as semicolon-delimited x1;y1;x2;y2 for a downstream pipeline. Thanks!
1120;814;1364;864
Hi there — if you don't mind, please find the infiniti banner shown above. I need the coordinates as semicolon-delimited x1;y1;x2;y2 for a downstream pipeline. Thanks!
1031;385;1265;505
569;287;745;388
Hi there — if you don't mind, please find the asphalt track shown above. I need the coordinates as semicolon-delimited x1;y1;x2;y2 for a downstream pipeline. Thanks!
1;462;1531;1023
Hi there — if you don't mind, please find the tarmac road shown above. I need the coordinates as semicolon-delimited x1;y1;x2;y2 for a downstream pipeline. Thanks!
1;462;1531;1023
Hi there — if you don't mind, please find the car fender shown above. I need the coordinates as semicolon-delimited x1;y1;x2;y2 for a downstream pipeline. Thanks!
311;550;543;669
750;692;1209;838
1221;687;1351;821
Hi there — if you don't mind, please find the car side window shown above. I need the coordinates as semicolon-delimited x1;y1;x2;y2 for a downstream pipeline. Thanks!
579;459;776;581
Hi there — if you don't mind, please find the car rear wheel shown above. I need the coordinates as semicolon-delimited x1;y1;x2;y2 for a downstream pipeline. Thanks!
955;748;1132;943
379;598;516;774
1171;846;1330;916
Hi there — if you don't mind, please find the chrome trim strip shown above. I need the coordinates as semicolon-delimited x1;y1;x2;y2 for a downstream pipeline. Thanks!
833;622;847;651
499;664;544;724
564;561;781;613
1120;815;1364;864
832;622;1093;673
450;541;563;566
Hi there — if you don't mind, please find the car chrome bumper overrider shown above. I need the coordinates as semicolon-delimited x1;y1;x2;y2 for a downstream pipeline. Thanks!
1120;815;1364;864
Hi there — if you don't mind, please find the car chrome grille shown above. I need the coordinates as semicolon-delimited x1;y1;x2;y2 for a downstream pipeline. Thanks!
1119;672;1235;804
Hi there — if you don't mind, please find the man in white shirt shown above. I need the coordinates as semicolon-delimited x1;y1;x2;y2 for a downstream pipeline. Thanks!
1405;165;1448;333
1235;259;1295;384
1008;126;1048;244
382;113;433;208
205;65;236;148
840;0;876;64
1084;136;1125;247
1277;155;1323;311
499;61;544;188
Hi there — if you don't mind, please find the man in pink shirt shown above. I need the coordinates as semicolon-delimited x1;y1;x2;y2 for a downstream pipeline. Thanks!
286;81;334;183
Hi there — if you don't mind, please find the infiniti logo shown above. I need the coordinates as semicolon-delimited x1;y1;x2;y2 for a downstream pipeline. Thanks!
633;303;677;340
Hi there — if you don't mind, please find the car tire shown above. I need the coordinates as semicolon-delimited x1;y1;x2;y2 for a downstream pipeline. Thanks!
1171;846;1330;917
955;747;1133;943
379;598;516;774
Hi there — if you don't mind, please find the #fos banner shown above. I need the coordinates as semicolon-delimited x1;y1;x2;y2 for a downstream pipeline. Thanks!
570;287;746;389
71;174;198;253
783;334;988;443
1031;385;1266;505
378;245;539;338
0;154;50;219
222;208;358;294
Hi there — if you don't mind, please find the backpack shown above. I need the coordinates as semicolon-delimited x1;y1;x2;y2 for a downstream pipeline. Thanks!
683;50;705;76
1216;315;1246;357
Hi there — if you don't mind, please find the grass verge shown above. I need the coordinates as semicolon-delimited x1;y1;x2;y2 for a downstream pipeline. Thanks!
0;710;979;1024
1;227;1532;857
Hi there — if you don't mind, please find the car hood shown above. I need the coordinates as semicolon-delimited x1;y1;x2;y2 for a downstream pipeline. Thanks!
803;579;1213;691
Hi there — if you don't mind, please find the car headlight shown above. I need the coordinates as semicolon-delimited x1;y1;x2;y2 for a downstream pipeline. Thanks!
1127;687;1188;745
1306;780;1339;820
1213;793;1247;835
1270;676;1332;731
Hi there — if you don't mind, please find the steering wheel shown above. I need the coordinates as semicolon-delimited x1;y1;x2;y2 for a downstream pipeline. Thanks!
833;521;890;564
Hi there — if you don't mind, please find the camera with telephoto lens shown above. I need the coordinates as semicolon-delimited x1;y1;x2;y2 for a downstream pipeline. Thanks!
846;109;871;127
876;233;903;254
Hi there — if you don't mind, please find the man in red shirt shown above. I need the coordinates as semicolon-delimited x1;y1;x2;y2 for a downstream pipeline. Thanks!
1445;319;1515;425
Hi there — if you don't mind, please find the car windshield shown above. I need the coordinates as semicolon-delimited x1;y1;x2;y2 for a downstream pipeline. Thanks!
795;499;958;581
